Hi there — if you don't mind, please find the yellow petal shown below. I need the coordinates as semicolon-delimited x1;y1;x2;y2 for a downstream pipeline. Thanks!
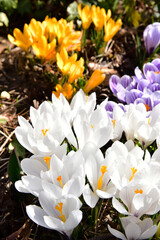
83;70;106;93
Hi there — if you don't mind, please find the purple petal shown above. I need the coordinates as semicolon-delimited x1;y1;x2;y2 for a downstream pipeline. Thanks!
125;90;143;104
137;79;150;91
109;75;120;95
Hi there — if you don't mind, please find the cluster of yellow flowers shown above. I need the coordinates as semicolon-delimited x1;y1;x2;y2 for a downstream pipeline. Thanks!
8;17;81;62
78;4;122;42
8;4;122;100
53;48;105;99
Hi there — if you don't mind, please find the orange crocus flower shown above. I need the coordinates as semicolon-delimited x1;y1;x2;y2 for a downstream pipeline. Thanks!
83;69;106;93
52;83;74;100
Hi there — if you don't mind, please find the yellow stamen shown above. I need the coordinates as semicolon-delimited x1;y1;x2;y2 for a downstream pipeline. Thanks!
135;189;143;194
55;202;66;222
97;165;107;190
112;119;116;128
44;156;51;169
42;129;49;137
57;176;64;188
145;104;151;111
129;167;137;182
148;117;151;125
91;124;94;128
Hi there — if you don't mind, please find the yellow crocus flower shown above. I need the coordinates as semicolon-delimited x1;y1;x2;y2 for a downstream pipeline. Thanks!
32;35;57;62
83;69;106;93
52;83;74;100
60;31;81;52
43;16;57;41
104;18;122;42
28;18;45;42
56;48;84;83
8;24;33;52
56;48;77;74
56;19;81;52
68;57;85;83
56;19;73;45
78;4;92;29
91;5;111;31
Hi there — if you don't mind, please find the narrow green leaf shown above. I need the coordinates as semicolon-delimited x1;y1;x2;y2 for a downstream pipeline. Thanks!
8;138;26;158
8;149;21;183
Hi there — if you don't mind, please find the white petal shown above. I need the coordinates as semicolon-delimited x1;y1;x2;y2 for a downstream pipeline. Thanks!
26;205;49;228
83;184;99;208
21;158;47;176
64;210;82;232
39;191;57;217
125;223;141;239
108;224;127;240
112;197;128;215
140;225;157;239
15;180;31;194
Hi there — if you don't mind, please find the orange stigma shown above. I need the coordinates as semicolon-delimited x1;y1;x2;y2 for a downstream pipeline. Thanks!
129;167;137;182
112;119;116;128
145;104;151;111
57;176;64;188
135;189;143;194
55;202;66;222
42;129;49;137
44;156;51;169
97;165;107;190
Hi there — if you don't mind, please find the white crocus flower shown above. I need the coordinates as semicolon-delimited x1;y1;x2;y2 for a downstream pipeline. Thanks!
112;184;160;218
110;104;124;141
26;193;82;237
83;142;116;208
105;140;146;192
15;101;67;155
70;89;96;121
120;103;147;141
15;150;85;198
73;107;112;149
108;216;157;240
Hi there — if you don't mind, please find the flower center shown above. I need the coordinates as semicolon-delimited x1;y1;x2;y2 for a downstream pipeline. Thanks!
91;124;94;128
145;104;151;111
42;129;49;137
44;156;51;169
129;167;137;181
148;117;151;125
57;176;64;188
155;71;159;74
97;165;107;190
55;202;66;222
134;189;143;194
112;119;116;128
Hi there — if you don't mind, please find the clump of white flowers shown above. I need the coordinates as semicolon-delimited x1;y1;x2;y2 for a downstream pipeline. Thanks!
15;89;160;239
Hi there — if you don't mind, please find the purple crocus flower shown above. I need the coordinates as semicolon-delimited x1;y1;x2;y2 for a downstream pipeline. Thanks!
143;22;160;55
109;58;160;111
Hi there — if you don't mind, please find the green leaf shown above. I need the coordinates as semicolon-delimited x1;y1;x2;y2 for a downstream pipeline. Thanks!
0;12;9;26
8;138;26;158
8;149;21;183
0;118;7;124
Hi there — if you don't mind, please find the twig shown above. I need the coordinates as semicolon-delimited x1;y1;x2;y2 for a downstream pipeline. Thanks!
0;130;15;154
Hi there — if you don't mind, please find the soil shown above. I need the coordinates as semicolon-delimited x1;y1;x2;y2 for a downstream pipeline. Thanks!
0;21;150;240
